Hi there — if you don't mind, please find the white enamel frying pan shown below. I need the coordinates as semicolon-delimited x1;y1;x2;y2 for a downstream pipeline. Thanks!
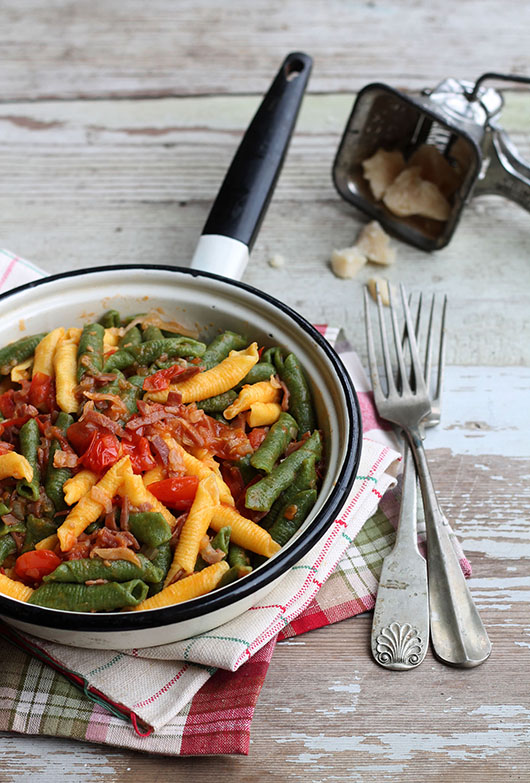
0;53;362;648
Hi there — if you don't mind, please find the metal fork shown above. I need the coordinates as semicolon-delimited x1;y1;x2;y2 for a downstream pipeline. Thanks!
365;283;492;668
408;291;446;429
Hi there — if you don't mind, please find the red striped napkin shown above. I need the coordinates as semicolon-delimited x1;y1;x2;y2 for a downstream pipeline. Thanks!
0;249;470;755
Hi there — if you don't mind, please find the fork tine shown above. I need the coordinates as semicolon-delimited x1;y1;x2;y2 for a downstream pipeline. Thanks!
434;294;448;402
375;283;397;396
424;293;436;394
388;283;410;394
364;287;384;403
399;283;428;396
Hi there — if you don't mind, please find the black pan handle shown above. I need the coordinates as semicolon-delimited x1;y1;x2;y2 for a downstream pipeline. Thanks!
190;52;312;280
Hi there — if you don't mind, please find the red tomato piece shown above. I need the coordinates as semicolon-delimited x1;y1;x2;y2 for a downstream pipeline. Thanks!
0;414;33;434
148;476;199;510
248;427;268;450
15;549;61;585
142;364;191;392
28;372;56;413
80;432;120;473
121;433;157;474
0;390;15;418
67;421;99;455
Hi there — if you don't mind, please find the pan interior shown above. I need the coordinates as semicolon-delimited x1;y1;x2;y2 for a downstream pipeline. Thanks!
0;267;355;584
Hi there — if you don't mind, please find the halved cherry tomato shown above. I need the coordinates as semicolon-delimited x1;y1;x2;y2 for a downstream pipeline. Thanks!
28;372;56;413
121;433;157;474
67;420;100;455
142;364;195;392
81;432;120;473
0;390;15;418
148;476;199;510
15;549;62;584
248;427;268;450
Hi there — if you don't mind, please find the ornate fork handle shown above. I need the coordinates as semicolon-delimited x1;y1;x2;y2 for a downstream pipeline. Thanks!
406;425;492;668
371;444;429;670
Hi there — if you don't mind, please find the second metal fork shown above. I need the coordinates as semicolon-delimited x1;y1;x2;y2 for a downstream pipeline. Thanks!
365;283;492;668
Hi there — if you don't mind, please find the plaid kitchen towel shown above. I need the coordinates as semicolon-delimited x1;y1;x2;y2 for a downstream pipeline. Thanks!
0;249;471;755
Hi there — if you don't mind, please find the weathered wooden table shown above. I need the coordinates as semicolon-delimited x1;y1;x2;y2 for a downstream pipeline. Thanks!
1;2;529;780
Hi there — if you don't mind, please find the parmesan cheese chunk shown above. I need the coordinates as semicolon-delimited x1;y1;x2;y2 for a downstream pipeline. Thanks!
408;144;461;198
362;149;406;200
355;221;396;266
330;246;367;279
383;167;451;221
268;254;286;268
367;277;393;306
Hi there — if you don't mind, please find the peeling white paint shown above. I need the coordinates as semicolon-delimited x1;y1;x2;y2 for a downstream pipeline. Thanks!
425;367;530;457
469;705;530;718
277;640;306;645
461;539;530;559
274;728;530;761
328;679;361;694
0;736;117;781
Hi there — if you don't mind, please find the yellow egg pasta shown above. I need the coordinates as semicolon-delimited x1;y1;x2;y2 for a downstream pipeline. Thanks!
103;328;121;347
0;452;33;482
142;464;166;486
146;343;259;403
63;469;99;506
247;401;282;427
119;472;177;529
211;504;281;558
0;573;34;602
165;474;218;582
33;327;65;378
11;357;33;383
35;534;59;551
54;339;79;413
57;456;131;551
132;561;230;611
223;380;281;420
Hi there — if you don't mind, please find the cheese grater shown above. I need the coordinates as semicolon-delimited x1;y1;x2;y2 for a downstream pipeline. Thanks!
332;72;530;250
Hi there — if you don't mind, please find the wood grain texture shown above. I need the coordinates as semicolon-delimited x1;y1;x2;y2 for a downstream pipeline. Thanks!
1;0;530;99
1;447;528;780
0;95;529;366
0;0;529;777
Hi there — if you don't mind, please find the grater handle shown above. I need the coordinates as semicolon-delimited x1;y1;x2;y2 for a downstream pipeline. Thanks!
474;127;530;211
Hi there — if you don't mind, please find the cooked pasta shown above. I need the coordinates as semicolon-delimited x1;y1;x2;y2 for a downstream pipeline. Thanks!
63;469;99;506
33;327;65;377
54;339;79;413
0;314;321;612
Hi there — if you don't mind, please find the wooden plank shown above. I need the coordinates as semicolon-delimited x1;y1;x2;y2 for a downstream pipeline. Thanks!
0;0;529;99
0;435;529;779
0;95;529;366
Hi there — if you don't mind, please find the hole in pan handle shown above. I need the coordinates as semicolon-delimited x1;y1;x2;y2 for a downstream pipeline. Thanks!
190;52;313;281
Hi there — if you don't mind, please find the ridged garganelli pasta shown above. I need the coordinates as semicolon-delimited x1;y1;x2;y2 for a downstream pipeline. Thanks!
146;343;259;403
53;339;79;413
0;452;33;481
33;327;65;377
57;457;131;551
132;561;230;611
